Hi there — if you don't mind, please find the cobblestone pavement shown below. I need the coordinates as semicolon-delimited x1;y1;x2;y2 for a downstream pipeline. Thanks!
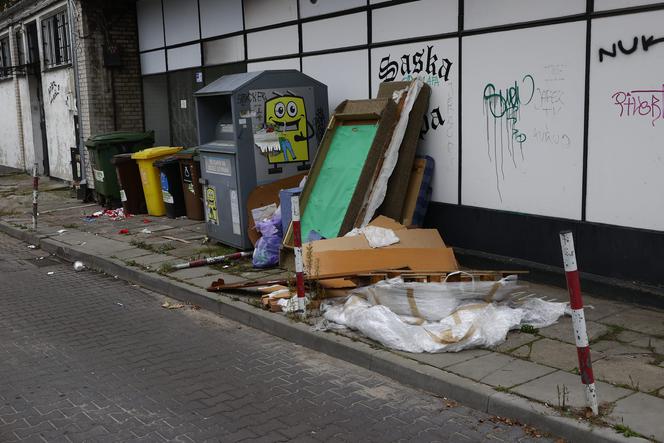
0;232;555;443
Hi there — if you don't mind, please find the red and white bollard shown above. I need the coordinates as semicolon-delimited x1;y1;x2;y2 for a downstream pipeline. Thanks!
32;163;39;231
559;231;599;415
291;195;306;316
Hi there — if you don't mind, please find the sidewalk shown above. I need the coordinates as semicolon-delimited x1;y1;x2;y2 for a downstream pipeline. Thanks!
1;171;663;442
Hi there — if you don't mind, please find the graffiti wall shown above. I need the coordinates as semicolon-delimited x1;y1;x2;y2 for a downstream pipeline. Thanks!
41;68;77;181
371;39;458;204
135;0;664;238
462;22;586;219
587;10;664;231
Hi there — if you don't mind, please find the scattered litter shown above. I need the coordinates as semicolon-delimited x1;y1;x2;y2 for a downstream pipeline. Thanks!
118;229;129;235
116;302;124;307
161;301;185;309
56;229;67;234
47;271;55;275
73;261;85;272
143;219;152;224
37;256;44;260
278;295;311;313
83;208;132;222
27;244;36;249
79;242;87;246
140;228;152;234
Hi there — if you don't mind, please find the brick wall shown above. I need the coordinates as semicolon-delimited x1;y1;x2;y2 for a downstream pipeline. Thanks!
73;0;143;186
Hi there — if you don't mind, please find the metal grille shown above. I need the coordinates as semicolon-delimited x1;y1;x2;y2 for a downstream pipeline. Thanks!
41;9;71;68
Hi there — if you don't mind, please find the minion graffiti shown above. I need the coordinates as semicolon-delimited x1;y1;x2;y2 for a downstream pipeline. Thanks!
264;94;313;164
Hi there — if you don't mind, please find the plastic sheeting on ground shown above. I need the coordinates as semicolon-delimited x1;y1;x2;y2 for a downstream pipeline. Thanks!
321;276;568;353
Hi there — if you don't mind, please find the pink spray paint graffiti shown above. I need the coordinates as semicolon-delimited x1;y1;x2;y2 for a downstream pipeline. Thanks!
611;85;664;126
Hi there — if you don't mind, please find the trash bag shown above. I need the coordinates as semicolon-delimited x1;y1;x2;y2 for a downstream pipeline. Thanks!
252;207;282;268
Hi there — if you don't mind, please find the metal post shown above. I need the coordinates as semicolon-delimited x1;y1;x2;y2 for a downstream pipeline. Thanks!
559;231;599;415
291;195;306;316
32;163;39;231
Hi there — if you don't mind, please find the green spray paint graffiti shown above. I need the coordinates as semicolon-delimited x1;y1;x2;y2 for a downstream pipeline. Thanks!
482;75;535;200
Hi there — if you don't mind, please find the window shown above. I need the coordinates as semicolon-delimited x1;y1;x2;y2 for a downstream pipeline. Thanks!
15;30;25;66
0;35;10;77
41;9;70;68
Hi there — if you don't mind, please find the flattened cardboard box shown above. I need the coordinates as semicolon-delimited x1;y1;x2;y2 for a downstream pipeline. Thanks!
376;81;431;220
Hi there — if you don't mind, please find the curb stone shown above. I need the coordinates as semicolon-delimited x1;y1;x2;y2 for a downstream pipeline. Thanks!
0;221;648;443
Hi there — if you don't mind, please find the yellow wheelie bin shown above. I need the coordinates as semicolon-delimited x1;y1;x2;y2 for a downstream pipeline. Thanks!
131;146;183;216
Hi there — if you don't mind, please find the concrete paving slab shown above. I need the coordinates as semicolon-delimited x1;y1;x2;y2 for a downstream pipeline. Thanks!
600;308;664;336
169;266;217;280
111;248;153;260
592;341;654;357
607;393;664;442
496;331;540;352
521;338;582;371
582;295;627;321
512;371;632;409
615;330;648;344
396;349;491;370
168;245;207;258
446;353;555;388
629;336;664;354
131;253;174;267
186;275;240;289
538;319;610;345
593;355;664;392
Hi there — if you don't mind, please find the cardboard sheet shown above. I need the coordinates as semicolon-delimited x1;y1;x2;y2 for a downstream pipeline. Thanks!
300;124;378;240
246;173;306;245
312;248;458;279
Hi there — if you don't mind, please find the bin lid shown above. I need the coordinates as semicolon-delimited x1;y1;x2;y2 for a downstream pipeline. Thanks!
85;131;155;149
174;147;199;159
131;146;182;160
153;156;180;168
111;153;135;165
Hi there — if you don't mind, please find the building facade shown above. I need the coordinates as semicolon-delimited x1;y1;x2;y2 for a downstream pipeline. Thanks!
135;0;664;295
0;0;143;184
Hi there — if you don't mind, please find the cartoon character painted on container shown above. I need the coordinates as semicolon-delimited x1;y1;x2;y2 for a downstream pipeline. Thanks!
264;94;313;164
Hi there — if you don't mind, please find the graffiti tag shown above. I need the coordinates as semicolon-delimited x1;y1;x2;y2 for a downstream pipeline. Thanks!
47;81;60;104
612;85;664;126
378;45;453;83
482;75;536;201
599;35;664;62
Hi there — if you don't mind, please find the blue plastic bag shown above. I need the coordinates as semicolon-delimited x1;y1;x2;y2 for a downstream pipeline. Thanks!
252;208;282;268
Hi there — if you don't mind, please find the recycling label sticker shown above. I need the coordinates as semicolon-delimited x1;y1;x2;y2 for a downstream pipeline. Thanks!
120;190;127;202
93;169;104;182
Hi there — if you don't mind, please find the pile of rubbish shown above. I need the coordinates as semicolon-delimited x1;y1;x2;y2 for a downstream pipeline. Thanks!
205;78;569;353
83;208;132;221
321;276;568;353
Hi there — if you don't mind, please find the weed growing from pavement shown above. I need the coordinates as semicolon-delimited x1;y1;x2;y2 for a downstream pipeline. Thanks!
158;262;174;274
520;324;539;334
614;424;641;438
130;239;175;254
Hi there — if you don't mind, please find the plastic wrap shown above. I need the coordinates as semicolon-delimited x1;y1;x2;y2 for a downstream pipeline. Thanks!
344;226;400;248
322;276;568;353
350;275;527;322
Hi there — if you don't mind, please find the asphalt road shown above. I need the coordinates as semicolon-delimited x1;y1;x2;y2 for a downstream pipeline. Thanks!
0;231;555;442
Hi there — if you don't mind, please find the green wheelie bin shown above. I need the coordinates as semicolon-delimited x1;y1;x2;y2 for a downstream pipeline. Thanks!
85;131;155;207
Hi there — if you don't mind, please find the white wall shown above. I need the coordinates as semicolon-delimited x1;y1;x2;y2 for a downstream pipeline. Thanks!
133;0;664;234
18;77;35;169
41;68;76;181
587;9;664;231
0;81;22;169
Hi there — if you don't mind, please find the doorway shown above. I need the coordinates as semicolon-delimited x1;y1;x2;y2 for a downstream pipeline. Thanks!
24;21;49;176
